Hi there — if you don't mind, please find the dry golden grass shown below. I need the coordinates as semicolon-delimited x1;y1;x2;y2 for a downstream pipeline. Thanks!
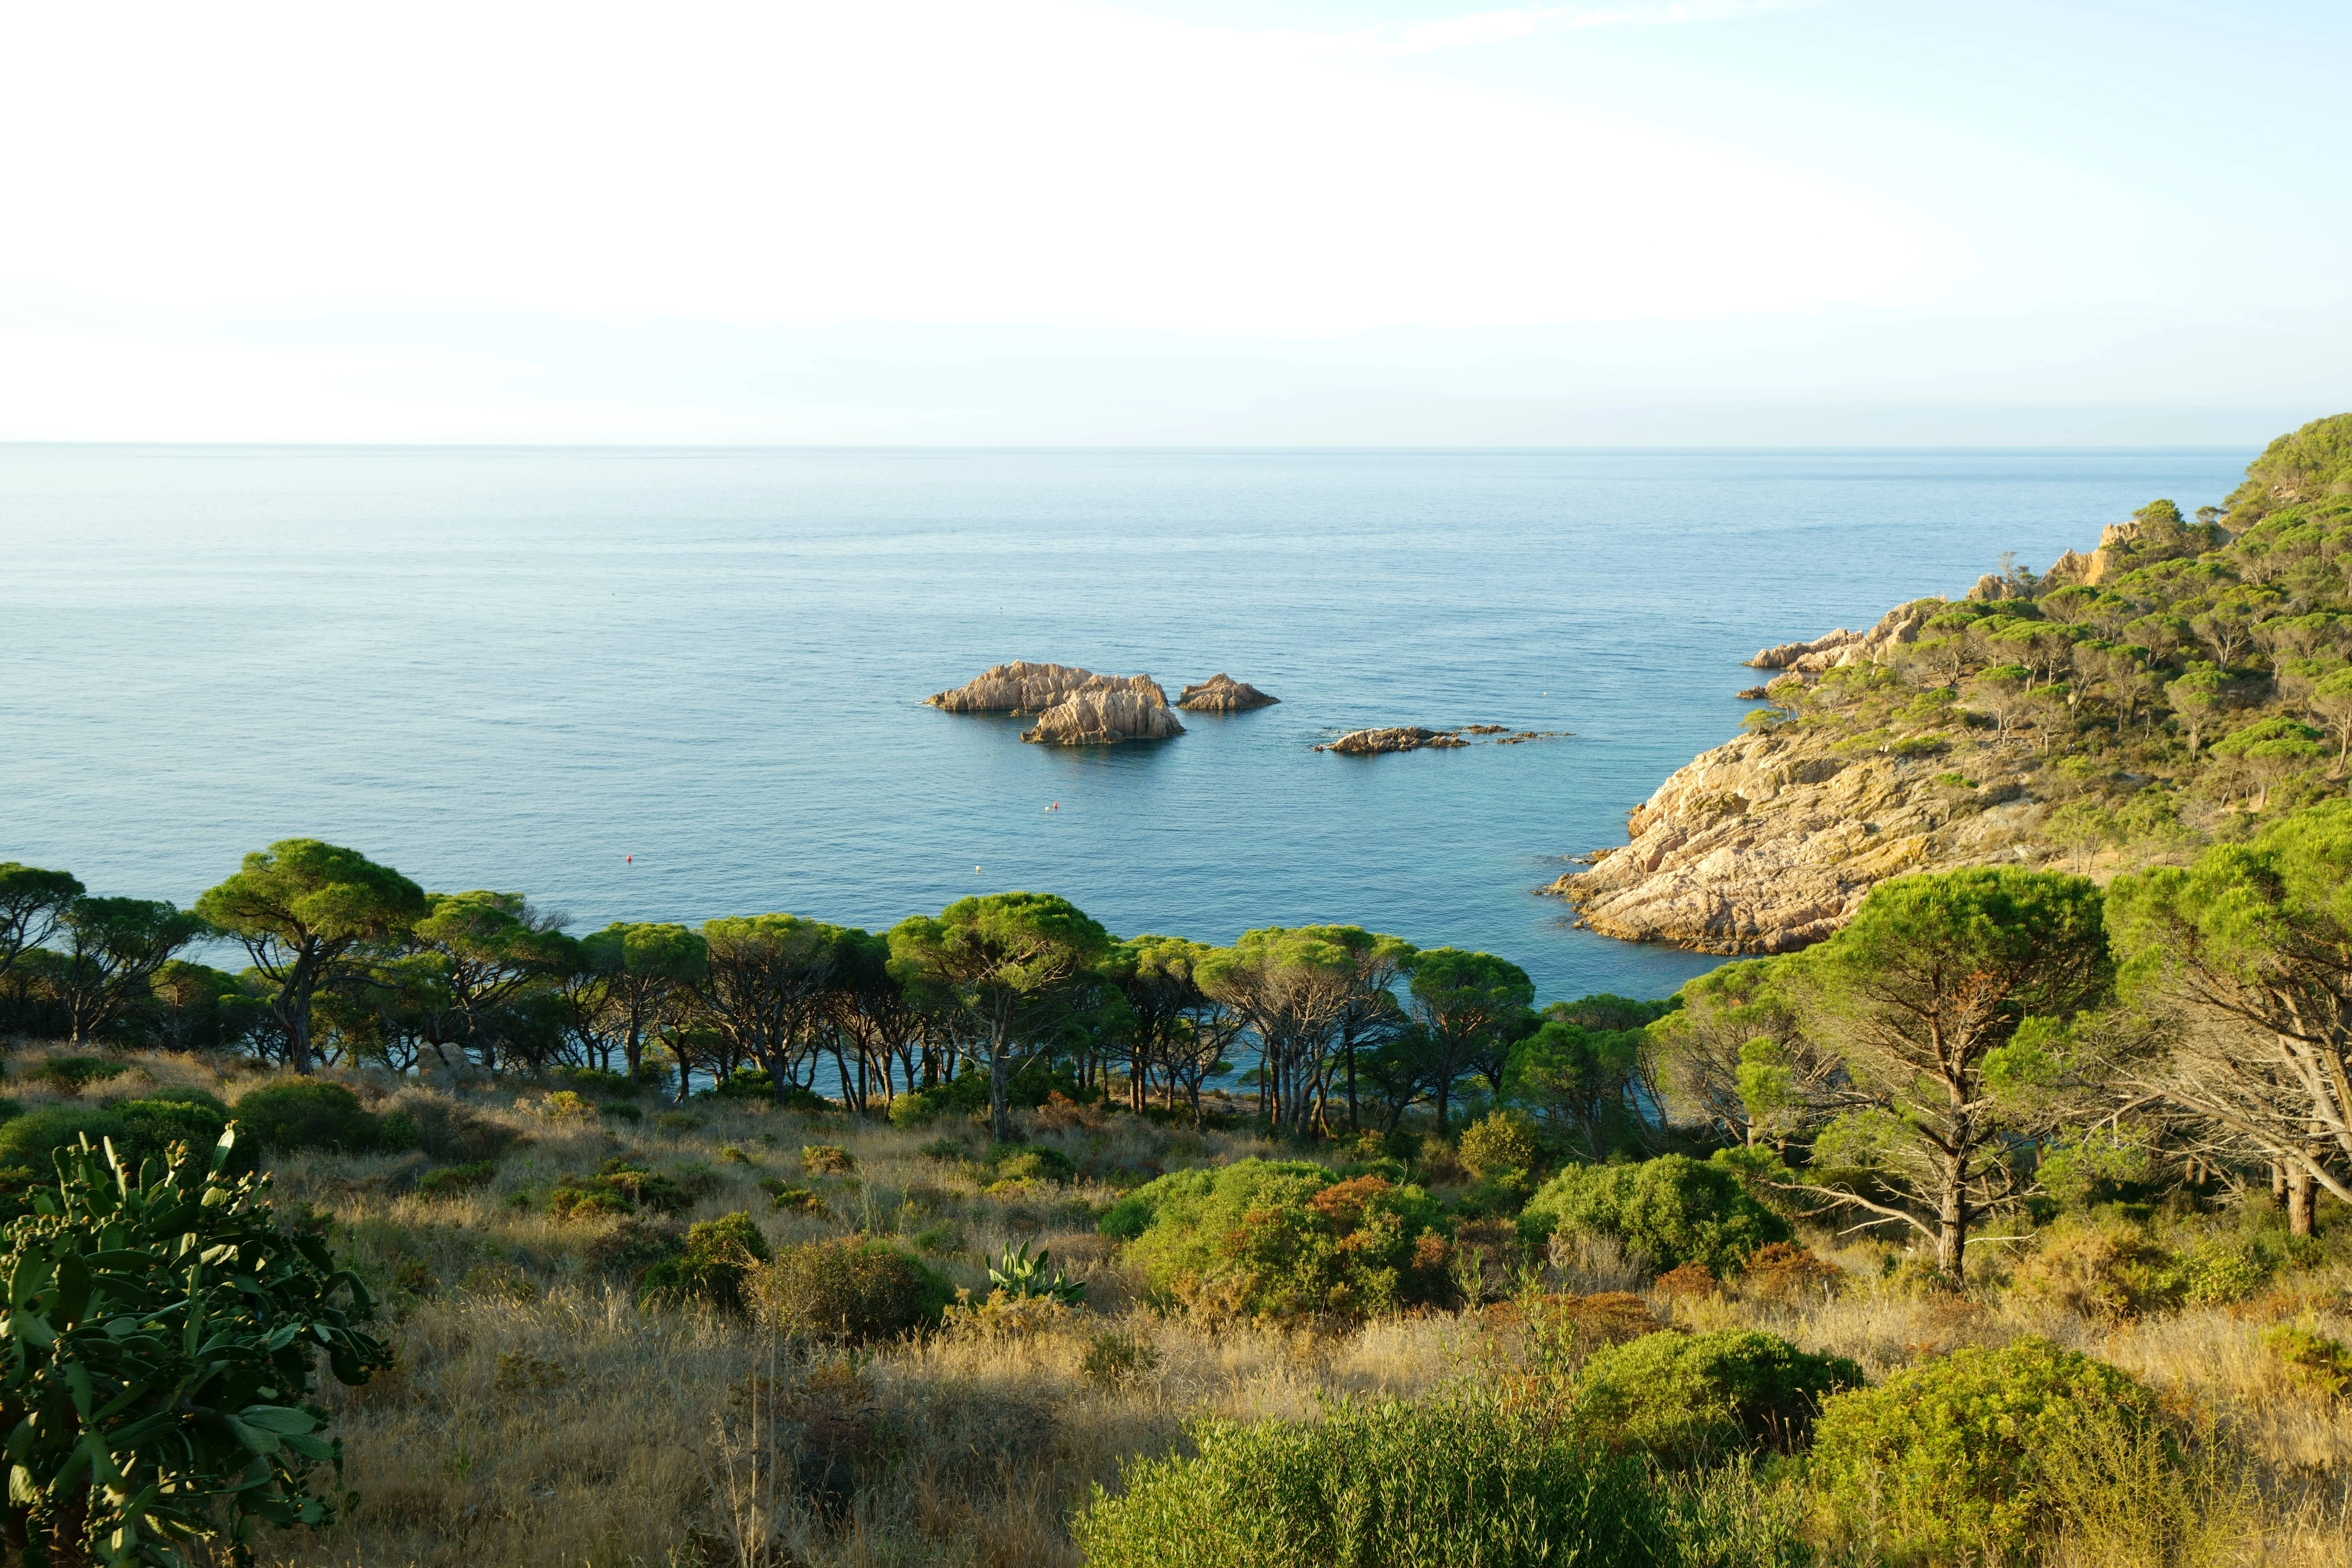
7;1046;2350;1565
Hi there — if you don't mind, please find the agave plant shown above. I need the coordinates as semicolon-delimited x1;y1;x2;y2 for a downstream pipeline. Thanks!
988;1239;1085;1305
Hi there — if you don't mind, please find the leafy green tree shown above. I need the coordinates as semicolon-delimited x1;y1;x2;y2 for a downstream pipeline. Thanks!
0;1131;391;1563
1789;868;2113;1283
0;862;84;984
887;893;1112;1141
1402;948;1534;1132
2222;412;2352;529
1109;936;1243;1124
2043;800;2117;875
2211;716;2328;811
577;921;707;1076
406;890;572;1070
2304;667;2352;775
1649;960;1839;1149
48;897;207;1043
1966;663;2035;743
700;913;852;1093
149;960;260;1053
1506;1006;1652;1158
1196;929;1358;1136
2164;662;2229;753
2108;801;2352;1235
193;841;426;1073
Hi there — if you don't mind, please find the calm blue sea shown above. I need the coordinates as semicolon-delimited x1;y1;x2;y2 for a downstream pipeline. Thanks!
0;445;2252;1006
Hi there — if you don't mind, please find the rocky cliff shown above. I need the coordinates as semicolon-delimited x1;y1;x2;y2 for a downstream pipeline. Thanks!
1178;673;1279;711
1549;728;2046;953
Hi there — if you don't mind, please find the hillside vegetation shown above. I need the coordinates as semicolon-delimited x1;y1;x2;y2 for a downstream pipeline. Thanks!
1757;413;2352;867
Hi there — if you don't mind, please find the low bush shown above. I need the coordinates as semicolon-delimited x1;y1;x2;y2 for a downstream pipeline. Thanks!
801;1143;855;1176
37;1055;130;1092
584;1218;684;1279
598;1101;644;1123
2006;1215;2179;1323
0;1103;132;1205
554;1067;637;1098
986;1144;1074;1188
1105;1160;1452;1322
1572;1329;1862;1466
547;1158;692;1219
751;1237;952;1342
233;1081;409;1154
383;1089;520;1162
2263;1317;2352;1399
886;1089;939;1128
758;1178;829;1216
1738;1241;1841;1305
1809;1335;2170;1564
415;1161;498;1199
640;1211;772;1311
1074;1390;1669;1568
1520;1155;1788;1274
1457;1110;1539;1180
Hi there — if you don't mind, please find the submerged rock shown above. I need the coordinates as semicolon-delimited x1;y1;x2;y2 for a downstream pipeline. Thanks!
1177;673;1279;711
1022;684;1185;746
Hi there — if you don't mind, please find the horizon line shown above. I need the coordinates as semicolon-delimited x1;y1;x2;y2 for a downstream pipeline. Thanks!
0;440;2262;456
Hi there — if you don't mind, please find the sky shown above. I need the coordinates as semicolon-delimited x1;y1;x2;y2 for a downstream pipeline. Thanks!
0;0;2345;445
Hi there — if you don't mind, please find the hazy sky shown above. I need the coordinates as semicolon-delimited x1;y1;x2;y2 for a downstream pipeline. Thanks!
1;0;2345;444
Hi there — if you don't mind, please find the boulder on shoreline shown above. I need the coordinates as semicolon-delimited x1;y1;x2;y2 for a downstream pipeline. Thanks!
1747;603;1927;673
1178;673;1279;711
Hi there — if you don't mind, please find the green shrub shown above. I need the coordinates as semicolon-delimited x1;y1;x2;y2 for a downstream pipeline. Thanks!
37;1055;130;1092
1457;1110;1539;1180
555;1067;637;1097
639;1211;772;1311
232;1081;403;1154
547;1158;691;1219
386;1092;518;1162
988;1144;1074;1185
0;1103;131;1206
1809;1336;2169;1563
654;1111;702;1133
584;1218;683;1279
0;1130;391;1563
2006;1216;2180;1323
1107;1159;1451;1322
758;1179;829;1217
598;1101;644;1123
1572;1329;1862;1466
1074;1390;1668;1568
751;1237;952;1342
2179;1240;2268;1306
887;1089;939;1128
801;1143;855;1176
416;1161;498;1199
2263;1317;2352;1399
1520;1155;1788;1274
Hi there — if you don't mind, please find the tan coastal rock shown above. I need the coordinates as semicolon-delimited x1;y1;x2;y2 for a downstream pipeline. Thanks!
1321;727;1468;755
928;662;1159;715
1747;603;1929;673
1178;673;1279;711
1021;683;1185;745
1548;727;2045;954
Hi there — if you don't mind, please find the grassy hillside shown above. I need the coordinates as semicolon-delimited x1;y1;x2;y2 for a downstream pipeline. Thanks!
3;1044;2345;1566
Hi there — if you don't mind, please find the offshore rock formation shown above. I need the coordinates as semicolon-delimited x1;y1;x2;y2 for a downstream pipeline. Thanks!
1549;727;2045;953
1320;727;1469;755
928;662;1155;715
929;661;1183;746
1022;683;1184;746
1178;673;1279;711
1747;603;1930;674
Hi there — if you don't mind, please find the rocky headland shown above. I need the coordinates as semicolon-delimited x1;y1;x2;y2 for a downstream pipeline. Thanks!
1178;673;1279;711
928;662;1184;745
1547;728;2045;953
